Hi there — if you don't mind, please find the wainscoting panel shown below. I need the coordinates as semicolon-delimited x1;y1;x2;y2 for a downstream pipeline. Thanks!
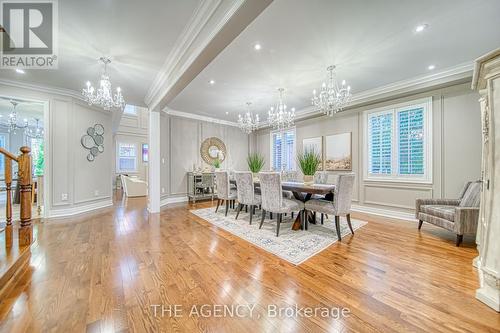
73;103;113;204
169;116;200;195
363;183;433;210
51;99;72;207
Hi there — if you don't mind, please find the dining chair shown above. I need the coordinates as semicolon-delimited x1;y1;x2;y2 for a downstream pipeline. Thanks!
258;172;305;236
214;171;237;216
305;173;355;240
234;171;262;224
281;170;298;199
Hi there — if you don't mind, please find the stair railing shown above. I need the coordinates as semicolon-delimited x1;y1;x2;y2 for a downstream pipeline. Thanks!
1;146;32;248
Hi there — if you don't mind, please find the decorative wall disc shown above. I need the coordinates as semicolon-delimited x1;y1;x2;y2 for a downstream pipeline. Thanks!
81;124;105;162
200;137;226;165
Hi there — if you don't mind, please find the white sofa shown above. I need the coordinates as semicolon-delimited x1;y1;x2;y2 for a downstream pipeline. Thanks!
120;175;148;197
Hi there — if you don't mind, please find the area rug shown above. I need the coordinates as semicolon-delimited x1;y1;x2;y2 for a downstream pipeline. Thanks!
190;207;367;265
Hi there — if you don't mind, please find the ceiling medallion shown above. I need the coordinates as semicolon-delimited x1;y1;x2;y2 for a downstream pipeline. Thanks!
312;65;352;116
268;88;295;130
238;102;260;134
82;57;125;111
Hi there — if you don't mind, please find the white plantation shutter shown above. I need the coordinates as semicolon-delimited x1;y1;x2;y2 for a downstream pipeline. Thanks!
365;98;431;182
271;129;296;171
397;107;424;175
272;132;282;170
368;112;393;175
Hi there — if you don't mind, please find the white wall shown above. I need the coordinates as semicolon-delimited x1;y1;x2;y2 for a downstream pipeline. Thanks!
113;106;149;187
160;114;249;202
252;82;482;217
0;83;114;217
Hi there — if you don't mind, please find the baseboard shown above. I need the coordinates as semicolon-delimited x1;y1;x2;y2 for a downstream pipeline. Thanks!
351;204;417;222
47;199;113;218
160;196;188;207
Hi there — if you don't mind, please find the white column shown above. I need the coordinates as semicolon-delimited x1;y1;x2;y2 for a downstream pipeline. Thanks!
148;110;161;213
473;49;500;312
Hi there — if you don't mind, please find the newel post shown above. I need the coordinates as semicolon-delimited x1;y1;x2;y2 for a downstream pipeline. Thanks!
18;146;33;246
5;157;13;248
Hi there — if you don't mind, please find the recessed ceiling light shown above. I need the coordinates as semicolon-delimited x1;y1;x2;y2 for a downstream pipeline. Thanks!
415;24;428;33
225;111;229;115
15;68;25;74
254;43;261;50
209;79;215;85
428;64;436;70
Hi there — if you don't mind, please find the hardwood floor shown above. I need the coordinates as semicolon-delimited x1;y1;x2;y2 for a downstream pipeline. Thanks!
0;194;498;332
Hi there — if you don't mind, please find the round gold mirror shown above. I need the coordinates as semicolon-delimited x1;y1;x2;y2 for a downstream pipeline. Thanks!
200;137;226;164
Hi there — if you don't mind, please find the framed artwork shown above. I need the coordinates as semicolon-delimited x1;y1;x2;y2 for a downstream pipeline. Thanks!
325;132;352;171
302;136;323;170
142;143;149;162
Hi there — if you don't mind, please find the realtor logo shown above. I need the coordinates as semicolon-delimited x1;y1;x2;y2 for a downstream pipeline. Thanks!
0;0;58;69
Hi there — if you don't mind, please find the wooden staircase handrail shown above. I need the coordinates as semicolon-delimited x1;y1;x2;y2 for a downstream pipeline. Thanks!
2;146;32;249
0;147;19;162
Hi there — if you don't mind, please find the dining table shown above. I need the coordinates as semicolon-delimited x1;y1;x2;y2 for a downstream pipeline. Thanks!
281;182;336;230
230;178;336;231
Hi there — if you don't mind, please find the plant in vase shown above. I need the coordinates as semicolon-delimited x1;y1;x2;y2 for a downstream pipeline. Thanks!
297;149;321;185
213;159;221;171
246;153;265;179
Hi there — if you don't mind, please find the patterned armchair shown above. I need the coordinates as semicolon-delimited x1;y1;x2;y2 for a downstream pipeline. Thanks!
416;181;481;246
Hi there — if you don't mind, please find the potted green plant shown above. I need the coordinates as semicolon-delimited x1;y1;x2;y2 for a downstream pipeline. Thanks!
246;153;265;179
213;158;221;171
297;149;321;185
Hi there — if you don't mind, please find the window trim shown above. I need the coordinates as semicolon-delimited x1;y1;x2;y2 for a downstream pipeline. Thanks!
270;127;297;171
363;97;432;184
116;142;138;173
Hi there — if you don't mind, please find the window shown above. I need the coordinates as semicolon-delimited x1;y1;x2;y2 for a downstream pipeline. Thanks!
365;98;432;183
142;143;148;162
117;143;137;172
270;128;296;171
30;138;44;176
123;104;137;116
0;134;6;174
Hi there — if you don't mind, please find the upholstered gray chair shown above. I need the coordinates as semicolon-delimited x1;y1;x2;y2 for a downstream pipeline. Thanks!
258;172;305;236
314;171;329;184
305;173;356;240
281;170;298;199
214;171;237;216
311;171;337;223
234;171;262;224
416;181;481;246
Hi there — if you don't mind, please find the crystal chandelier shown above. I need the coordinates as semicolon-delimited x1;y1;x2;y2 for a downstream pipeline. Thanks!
268;88;295;130
26;118;44;139
7;100;28;134
238;102;260;134
82;57;125;111
311;65;352;116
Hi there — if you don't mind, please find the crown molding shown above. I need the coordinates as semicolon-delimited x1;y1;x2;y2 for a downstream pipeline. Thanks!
0;78;120;116
145;0;242;109
294;62;473;121
164;108;239;128
145;0;272;111
0;78;83;100
145;0;223;105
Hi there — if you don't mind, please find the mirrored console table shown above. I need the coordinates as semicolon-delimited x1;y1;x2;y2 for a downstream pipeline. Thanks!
187;172;215;203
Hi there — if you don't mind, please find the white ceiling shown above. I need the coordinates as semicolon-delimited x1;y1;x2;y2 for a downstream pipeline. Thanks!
169;0;500;121
0;0;200;106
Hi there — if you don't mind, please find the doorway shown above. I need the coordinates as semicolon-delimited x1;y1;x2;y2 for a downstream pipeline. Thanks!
0;96;47;221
